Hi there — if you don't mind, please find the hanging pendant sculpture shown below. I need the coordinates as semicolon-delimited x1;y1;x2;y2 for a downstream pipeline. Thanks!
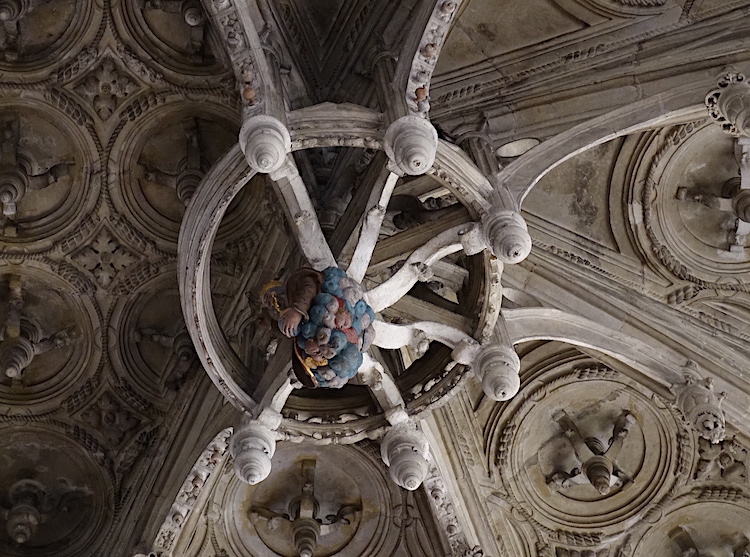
261;266;376;389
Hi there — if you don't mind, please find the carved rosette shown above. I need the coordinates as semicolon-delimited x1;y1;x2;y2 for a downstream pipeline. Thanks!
384;115;438;176
624;120;750;333
380;422;430;490
706;72;750;137
482;209;532;264
239;114;292;174
108;104;243;249
109;279;196;399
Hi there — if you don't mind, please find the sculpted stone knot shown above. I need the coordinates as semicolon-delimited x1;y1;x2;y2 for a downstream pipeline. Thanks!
381;423;430;490
230;420;277;485
482;209;532;264
384;115;438;176
472;344;521;401
239;115;292;174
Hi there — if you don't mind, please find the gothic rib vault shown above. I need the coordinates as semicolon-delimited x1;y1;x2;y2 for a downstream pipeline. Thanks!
1;1;750;556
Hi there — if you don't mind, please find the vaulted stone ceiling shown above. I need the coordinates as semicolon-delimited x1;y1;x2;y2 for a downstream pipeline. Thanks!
1;1;749;557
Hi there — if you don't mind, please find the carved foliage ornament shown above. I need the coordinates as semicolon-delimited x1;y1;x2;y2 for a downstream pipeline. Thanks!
706;71;750;137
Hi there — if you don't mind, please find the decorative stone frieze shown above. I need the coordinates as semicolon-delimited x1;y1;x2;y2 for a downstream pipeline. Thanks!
153;428;231;555
404;0;465;117
424;461;486;557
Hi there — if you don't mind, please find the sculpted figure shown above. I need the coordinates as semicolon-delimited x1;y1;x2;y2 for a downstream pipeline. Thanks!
671;368;727;444
260;267;375;388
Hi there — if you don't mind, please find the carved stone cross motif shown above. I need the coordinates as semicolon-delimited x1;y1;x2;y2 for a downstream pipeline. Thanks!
0;274;74;380
544;409;637;495
0;114;72;234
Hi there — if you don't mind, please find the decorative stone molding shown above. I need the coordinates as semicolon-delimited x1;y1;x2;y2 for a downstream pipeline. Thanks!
384;114;439;176
403;0;465;117
706;71;750;137
694;436;748;482
380;421;431;490
424;461;486;557
482;209;532;264
230;418;277;485
153;428;231;554
238;114;291;174
670;367;727;444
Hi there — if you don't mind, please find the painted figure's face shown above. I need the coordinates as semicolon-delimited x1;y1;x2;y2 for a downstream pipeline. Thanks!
334;310;352;330
305;338;324;361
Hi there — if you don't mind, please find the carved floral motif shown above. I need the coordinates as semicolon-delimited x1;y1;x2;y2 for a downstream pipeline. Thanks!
74;58;139;120
81;391;141;446
72;228;139;288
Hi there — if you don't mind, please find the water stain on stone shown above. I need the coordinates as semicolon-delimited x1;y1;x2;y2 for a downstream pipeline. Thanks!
475;22;497;41
569;160;598;229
